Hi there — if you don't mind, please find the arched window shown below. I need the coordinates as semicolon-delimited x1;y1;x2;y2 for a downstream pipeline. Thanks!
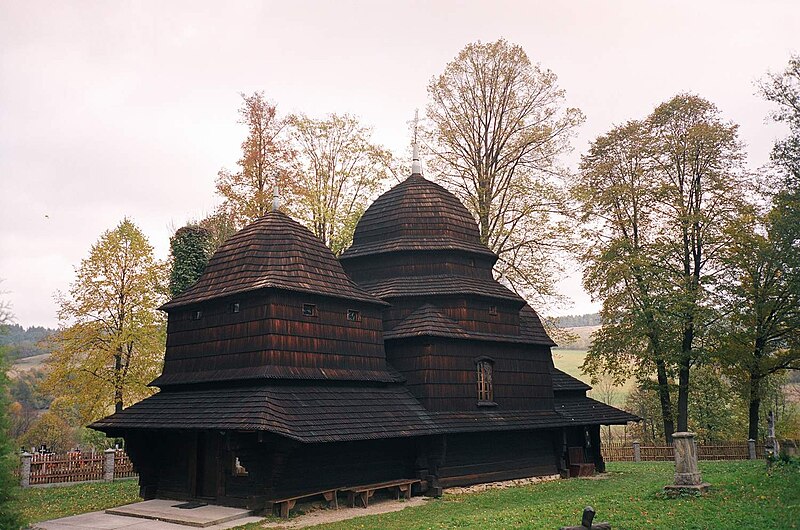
476;360;494;402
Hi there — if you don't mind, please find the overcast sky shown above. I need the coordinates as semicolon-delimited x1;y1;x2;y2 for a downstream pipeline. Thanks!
1;1;797;328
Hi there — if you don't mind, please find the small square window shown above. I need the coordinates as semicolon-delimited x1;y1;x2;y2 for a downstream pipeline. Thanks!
488;305;498;316
347;309;361;322
302;304;317;317
231;302;240;314
191;310;203;321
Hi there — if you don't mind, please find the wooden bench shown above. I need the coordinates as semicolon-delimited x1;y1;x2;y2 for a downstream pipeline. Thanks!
341;478;421;508
271;489;338;518
568;447;595;478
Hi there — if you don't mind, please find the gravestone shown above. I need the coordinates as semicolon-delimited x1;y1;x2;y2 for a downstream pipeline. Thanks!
664;432;710;494
559;506;612;530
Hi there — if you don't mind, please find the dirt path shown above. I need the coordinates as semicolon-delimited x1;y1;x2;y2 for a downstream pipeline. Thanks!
261;496;430;529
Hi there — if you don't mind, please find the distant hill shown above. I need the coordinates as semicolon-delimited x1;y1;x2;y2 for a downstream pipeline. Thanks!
553;313;600;328
1;324;56;360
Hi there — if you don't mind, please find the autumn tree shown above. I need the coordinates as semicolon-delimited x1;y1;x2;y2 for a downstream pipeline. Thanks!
288;113;393;255
760;54;800;181
574;120;679;442
647;94;746;432
426;39;584;308
712;205;800;439
215;92;295;227
575;95;746;438
45;219;167;423
169;225;212;297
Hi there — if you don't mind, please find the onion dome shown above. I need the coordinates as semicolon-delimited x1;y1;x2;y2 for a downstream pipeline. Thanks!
340;175;496;260
162;211;385;310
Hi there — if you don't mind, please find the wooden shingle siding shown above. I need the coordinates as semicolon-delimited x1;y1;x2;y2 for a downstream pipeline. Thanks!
385;338;554;411
160;291;392;385
343;251;496;283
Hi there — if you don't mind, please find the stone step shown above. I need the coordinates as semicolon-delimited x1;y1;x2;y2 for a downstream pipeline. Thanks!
106;499;254;528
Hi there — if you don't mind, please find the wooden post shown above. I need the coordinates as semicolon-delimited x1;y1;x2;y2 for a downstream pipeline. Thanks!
747;439;756;460
103;448;116;482
632;441;641;462
20;452;32;488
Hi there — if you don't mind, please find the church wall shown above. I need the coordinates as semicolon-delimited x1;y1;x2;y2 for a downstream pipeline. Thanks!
386;337;555;411
437;430;560;487
161;291;387;379
342;251;496;282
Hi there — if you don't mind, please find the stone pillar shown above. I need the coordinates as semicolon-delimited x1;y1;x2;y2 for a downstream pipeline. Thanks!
766;411;780;458
664;432;709;494
633;441;641;462
748;439;757;460
20;452;32;488
103;448;116;482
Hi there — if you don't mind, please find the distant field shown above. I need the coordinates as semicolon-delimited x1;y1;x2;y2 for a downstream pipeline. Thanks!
9;352;49;377
555;325;599;350
552;348;634;407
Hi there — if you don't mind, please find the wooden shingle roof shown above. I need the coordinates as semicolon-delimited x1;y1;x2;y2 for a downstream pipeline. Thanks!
550;368;592;392
162;211;385;310
520;306;557;346
384;303;556;346
340;175;496;260
92;384;440;443
555;396;639;425
358;275;525;304
91;384;636;441
150;365;405;388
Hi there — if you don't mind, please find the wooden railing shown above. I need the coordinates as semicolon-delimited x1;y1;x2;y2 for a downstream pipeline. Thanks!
114;451;137;478
601;440;774;462
30;452;104;485
20;449;137;487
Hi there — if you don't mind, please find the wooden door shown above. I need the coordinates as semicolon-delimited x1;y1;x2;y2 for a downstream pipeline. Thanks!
196;432;220;499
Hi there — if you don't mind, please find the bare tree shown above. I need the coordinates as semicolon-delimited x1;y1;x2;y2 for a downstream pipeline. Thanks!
426;39;584;309
215;92;295;227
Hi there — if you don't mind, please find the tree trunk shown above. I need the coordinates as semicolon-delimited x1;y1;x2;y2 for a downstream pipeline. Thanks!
655;359;675;443
748;372;762;440
114;351;124;413
677;319;693;432
676;357;690;432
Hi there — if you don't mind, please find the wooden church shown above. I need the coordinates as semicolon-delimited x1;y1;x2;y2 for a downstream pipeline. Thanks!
93;144;636;512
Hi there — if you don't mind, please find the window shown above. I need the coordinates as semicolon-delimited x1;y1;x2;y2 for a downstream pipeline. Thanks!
347;309;361;322
488;305;498;316
476;360;494;402
302;304;317;317
191;310;203;321
469;258;476;267
230;302;240;314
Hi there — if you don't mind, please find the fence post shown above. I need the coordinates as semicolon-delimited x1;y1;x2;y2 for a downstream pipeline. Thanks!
103;448;116;482
20;452;32;488
633;441;641;462
748;439;756;460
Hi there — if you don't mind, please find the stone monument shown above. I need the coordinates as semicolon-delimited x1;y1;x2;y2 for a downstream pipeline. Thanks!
664;432;710;494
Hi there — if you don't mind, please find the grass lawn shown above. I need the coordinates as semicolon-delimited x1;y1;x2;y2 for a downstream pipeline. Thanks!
16;461;799;529
16;478;140;524
253;461;800;530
